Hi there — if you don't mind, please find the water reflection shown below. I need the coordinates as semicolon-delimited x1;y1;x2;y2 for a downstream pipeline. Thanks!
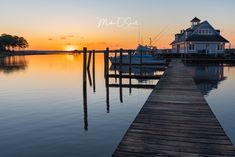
0;54;159;157
80;52;163;130
187;64;227;96
108;64;162;96
0;56;28;74
110;65;165;83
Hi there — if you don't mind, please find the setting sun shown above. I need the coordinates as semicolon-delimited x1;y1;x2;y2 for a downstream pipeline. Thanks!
64;45;78;51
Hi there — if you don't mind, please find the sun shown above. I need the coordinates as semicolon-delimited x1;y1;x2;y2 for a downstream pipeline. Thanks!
65;45;78;51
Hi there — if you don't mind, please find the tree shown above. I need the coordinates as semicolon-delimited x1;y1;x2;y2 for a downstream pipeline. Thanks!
0;34;29;52
17;37;29;49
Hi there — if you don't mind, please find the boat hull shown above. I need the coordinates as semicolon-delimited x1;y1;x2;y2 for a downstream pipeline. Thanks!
109;56;167;65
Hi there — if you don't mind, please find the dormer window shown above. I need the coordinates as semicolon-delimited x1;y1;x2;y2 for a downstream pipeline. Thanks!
198;29;213;35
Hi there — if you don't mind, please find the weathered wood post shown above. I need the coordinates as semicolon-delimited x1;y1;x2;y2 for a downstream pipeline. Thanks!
87;67;92;87
119;48;123;103
114;50;117;83
83;47;87;88
87;50;92;70
129;50;132;94
104;48;109;82
104;48;109;78
105;48;110;112
83;47;88;131
92;50;96;93
104;50;106;78
106;48;109;78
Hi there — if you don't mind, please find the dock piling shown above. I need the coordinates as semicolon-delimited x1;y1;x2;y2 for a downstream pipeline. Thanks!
92;50;96;93
119;48;123;103
83;47;88;131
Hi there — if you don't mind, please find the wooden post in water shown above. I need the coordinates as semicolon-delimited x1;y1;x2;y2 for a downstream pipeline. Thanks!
129;50;132;94
105;48;110;112
106;48;109;78
83;47;88;131
119;48;123;103
87;67;92;87
87;50;92;70
104;48;109;78
114;50;117;83
92;50;96;93
104;48;109;80
83;47;87;87
86;50;93;87
104;50;106;78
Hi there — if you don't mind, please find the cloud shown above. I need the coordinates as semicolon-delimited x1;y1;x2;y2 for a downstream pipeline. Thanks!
97;42;107;45
48;38;53;41
61;37;67;40
60;35;75;40
86;42;108;47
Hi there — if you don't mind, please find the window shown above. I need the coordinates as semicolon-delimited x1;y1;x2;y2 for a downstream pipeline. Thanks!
188;43;195;51
198;29;213;35
217;43;224;51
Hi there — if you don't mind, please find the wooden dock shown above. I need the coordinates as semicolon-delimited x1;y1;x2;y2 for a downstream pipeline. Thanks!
113;59;235;157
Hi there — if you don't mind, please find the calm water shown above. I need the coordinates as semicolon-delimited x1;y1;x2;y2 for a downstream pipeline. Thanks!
0;54;161;157
187;64;235;145
1;55;235;157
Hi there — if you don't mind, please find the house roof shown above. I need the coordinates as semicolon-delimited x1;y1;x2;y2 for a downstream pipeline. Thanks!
170;20;229;45
186;35;229;43
191;17;201;22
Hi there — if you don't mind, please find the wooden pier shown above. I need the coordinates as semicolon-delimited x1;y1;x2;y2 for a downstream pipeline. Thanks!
113;59;235;157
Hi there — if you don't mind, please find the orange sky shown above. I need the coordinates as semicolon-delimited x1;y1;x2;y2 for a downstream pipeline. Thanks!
1;0;235;51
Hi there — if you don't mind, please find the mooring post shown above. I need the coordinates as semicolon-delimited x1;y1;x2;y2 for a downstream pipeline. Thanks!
92;50;96;93
104;48;109;81
87;50;92;70
104;50;107;78
119;48;123;103
104;48;109;78
105;48;110;112
129;50;132;94
83;47;88;131
83;47;87;87
106;70;110;113
87;67;92;87
114;50;118;83
106;48;109;78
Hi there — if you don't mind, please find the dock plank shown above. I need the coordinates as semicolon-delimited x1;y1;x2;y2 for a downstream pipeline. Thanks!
113;59;235;157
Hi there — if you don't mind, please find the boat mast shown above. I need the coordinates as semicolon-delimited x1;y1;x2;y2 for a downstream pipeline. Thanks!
149;38;152;47
141;24;144;45
138;25;141;45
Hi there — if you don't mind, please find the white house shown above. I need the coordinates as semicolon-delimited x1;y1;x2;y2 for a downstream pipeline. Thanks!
171;17;229;55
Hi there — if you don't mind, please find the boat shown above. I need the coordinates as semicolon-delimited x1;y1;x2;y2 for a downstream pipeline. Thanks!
109;45;166;65
109;55;166;65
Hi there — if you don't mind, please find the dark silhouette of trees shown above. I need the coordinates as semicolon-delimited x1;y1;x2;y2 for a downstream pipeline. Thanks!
0;34;29;52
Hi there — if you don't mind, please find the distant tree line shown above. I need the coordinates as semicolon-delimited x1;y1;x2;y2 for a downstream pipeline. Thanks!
0;34;29;51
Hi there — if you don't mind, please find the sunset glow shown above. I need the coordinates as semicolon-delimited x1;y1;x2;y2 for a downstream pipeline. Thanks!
64;45;78;51
1;0;235;50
